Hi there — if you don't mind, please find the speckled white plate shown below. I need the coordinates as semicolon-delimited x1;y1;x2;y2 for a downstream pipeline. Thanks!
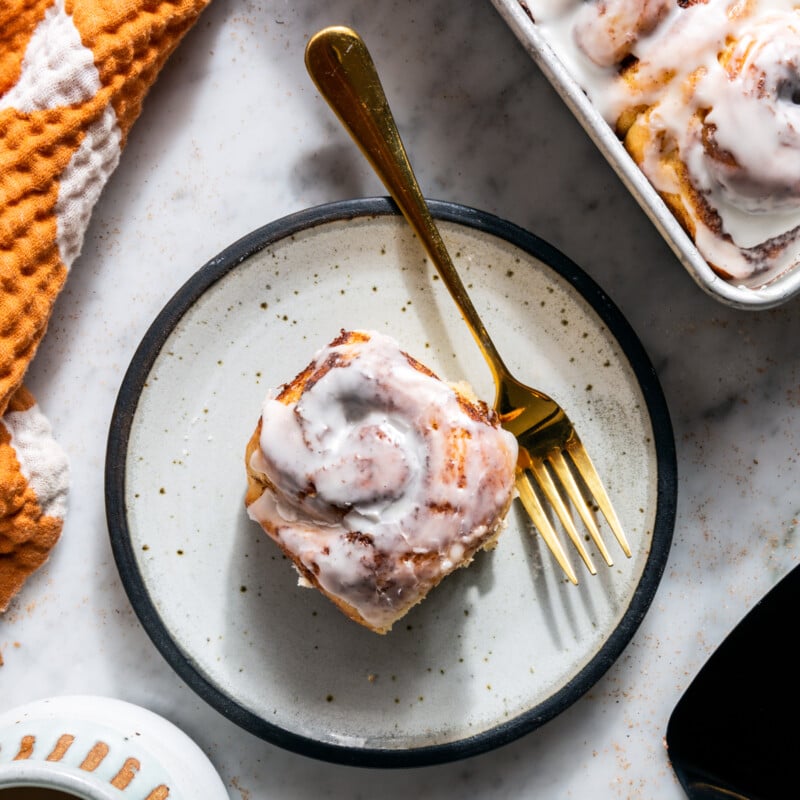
106;198;676;767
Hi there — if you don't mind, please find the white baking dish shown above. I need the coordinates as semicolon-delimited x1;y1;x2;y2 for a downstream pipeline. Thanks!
491;0;800;309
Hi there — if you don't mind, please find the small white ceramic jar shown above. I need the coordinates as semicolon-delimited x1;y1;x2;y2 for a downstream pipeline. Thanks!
0;696;228;799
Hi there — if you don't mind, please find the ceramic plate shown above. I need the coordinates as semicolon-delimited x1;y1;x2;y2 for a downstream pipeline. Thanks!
106;198;676;767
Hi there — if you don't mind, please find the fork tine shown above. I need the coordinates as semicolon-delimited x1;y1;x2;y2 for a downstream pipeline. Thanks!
528;458;597;576
515;471;579;585
566;436;632;558
549;450;614;566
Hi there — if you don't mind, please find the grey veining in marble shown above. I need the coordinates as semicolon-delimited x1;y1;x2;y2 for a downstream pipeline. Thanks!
2;0;798;798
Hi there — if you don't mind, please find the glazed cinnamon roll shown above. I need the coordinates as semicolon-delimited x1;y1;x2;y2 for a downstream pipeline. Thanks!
244;330;518;634
690;11;800;214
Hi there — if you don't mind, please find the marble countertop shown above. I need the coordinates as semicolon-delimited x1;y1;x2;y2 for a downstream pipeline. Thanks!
3;0;798;797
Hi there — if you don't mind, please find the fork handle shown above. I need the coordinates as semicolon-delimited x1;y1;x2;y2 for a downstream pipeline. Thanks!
305;26;511;386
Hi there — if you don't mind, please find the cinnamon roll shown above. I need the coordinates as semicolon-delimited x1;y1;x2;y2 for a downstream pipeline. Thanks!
244;330;518;634
693;11;800;215
618;5;800;280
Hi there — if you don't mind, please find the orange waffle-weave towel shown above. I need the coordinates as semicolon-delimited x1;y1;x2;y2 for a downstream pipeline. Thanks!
0;0;210;611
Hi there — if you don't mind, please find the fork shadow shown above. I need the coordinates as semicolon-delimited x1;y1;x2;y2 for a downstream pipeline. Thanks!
513;496;611;647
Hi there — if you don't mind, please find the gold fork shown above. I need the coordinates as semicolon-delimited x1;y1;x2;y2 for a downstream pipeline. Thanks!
305;26;632;583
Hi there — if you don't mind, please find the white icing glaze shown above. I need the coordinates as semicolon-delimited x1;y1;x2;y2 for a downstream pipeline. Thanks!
527;0;800;282
246;331;519;631
573;0;672;67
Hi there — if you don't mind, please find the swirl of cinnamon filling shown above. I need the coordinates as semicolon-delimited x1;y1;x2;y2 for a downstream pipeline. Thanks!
686;10;800;214
245;330;518;633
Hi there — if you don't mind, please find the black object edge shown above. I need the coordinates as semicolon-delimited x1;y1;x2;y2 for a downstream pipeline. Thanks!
666;564;800;799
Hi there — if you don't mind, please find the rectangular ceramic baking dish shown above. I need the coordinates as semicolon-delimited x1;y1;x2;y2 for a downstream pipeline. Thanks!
490;0;800;309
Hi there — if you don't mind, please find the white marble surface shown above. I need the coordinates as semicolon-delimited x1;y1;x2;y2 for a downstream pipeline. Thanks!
2;0;798;797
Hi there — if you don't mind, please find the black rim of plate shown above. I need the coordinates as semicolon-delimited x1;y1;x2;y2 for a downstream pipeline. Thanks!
105;197;677;769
